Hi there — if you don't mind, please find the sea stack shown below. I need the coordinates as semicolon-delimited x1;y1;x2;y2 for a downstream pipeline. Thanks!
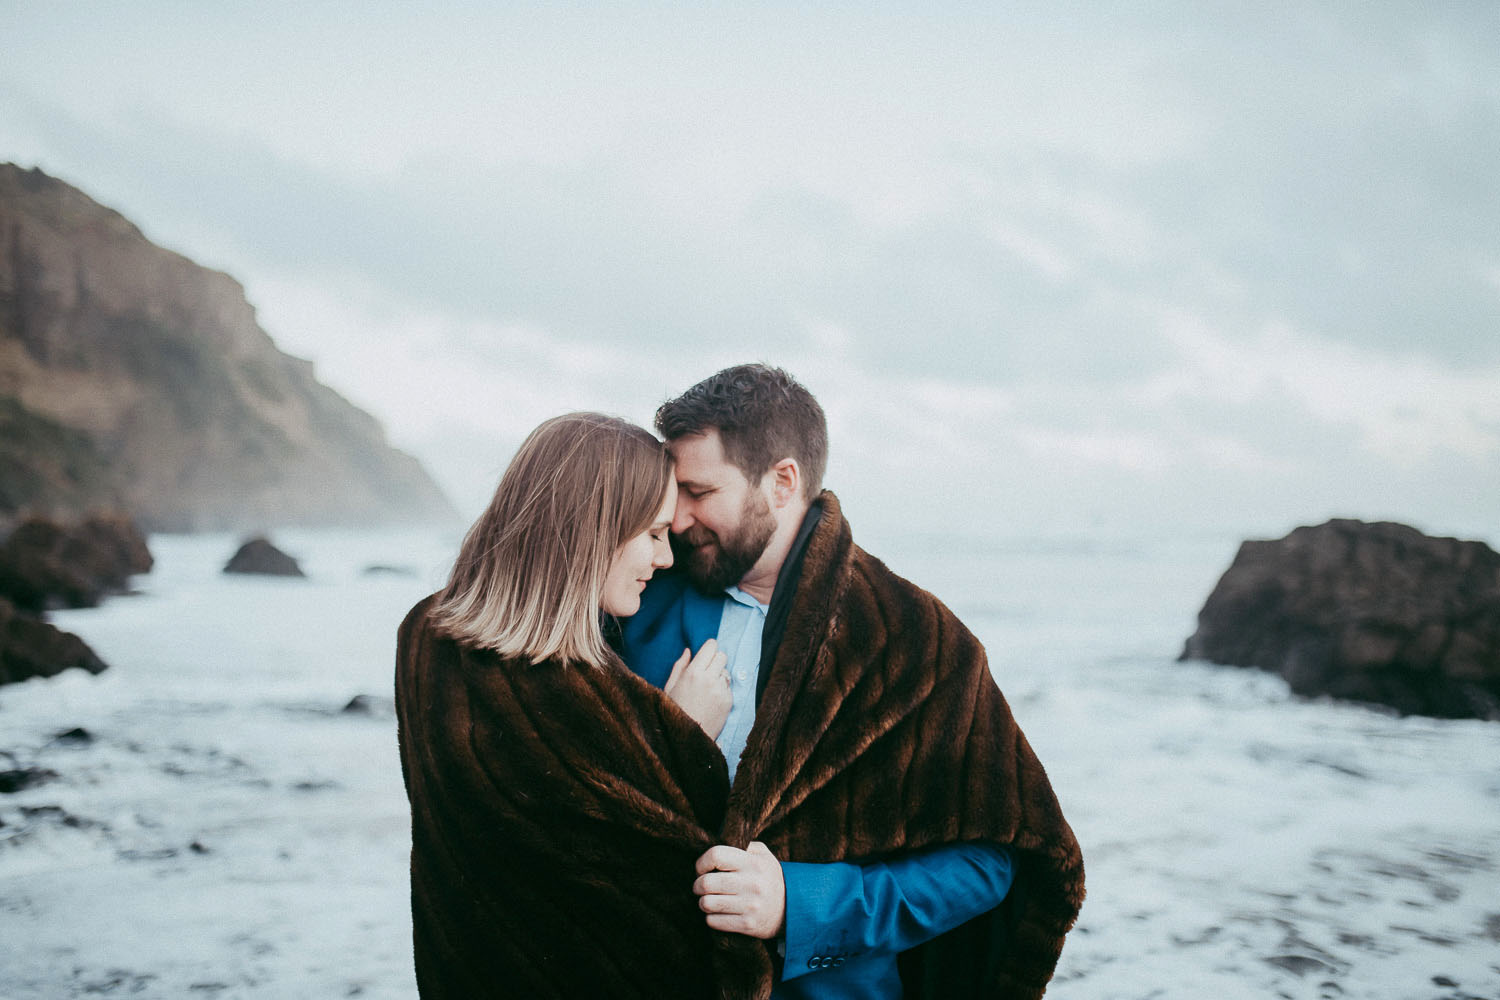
223;537;305;577
0;514;152;611
1182;519;1500;721
0;514;150;687
0;596;109;686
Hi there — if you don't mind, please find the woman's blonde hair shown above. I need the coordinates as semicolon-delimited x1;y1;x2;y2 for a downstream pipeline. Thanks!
431;412;673;667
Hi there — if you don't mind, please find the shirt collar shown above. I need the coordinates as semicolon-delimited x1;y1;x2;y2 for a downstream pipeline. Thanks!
724;585;769;612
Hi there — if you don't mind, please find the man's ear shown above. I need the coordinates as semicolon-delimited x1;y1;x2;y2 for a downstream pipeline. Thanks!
769;459;801;508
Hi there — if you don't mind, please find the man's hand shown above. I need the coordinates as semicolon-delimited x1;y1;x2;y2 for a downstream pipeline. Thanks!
693;841;785;939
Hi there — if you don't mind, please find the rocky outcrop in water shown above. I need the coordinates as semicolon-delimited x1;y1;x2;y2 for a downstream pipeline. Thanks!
0;163;456;531
1181;519;1500;720
223;537;304;577
0;514;148;687
0;513;152;611
0;596;108;686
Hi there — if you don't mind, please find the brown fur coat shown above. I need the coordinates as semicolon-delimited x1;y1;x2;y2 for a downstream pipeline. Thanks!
724;492;1085;998
396;596;748;999
395;491;1083;999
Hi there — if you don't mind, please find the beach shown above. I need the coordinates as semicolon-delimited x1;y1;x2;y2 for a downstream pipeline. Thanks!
2;524;1497;999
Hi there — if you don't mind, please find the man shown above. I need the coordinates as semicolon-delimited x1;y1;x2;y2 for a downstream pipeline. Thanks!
619;364;1084;1000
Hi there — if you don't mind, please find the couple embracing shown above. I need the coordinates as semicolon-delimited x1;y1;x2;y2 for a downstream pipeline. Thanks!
396;364;1084;1000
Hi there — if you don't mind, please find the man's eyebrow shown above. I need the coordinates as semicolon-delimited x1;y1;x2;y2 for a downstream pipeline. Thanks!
674;478;713;491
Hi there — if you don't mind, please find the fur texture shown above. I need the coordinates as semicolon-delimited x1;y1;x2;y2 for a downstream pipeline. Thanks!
719;492;1085;999
395;491;1083;999
396;599;763;998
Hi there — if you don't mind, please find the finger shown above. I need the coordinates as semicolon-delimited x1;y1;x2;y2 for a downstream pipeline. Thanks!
692;871;738;896
698;892;743;914
688;638;719;669
664;648;691;689
712;651;728;670
747;841;774;859
693;656;726;680
695;844;744;875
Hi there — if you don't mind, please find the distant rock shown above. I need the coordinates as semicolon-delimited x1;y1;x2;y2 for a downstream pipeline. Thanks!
361;564;416;578
74;512;154;577
342;694;377;714
341;693;394;716
223;537;304;577
0;513;152;611
0;163;458;531
0;514;135;687
0;595;109;686
1181;519;1500;721
0;766;58;794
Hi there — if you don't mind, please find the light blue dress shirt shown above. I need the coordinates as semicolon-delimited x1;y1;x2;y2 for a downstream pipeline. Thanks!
716;585;768;783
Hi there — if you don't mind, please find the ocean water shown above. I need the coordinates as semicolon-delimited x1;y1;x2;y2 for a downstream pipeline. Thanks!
1;525;1497;1000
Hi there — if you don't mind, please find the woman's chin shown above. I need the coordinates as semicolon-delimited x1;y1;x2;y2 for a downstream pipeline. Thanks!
603;596;642;618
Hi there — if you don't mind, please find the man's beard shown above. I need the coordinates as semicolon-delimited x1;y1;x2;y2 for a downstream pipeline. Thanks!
673;490;777;594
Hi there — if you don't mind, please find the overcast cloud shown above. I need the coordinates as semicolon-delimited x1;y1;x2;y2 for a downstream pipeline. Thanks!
3;3;1497;538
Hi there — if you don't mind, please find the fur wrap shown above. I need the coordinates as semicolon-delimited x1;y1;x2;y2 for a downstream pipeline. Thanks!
395;491;1083;999
396;594;752;998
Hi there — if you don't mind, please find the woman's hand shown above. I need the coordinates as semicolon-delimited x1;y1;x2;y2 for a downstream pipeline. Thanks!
663;638;732;739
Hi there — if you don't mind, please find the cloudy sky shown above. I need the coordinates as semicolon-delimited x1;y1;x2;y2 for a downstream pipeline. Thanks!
3;3;1497;539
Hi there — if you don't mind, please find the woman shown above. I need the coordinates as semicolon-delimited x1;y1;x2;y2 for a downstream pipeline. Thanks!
395;413;754;999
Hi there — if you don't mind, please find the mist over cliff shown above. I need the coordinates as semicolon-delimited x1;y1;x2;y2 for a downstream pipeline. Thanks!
0;164;457;532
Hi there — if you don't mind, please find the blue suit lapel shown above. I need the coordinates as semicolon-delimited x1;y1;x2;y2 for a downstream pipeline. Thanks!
619;571;725;689
680;585;723;656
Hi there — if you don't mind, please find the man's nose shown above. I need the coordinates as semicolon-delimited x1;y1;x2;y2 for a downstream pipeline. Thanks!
671;503;695;535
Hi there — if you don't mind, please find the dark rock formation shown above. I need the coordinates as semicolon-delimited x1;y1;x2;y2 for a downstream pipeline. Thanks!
0;515;142;688
1181;519;1500;720
341;693;394;716
0;766;58;793
223;537;304;577
0;163;457;531
342;694;377;714
0;595;109;686
0;513;152;611
361;563;416;578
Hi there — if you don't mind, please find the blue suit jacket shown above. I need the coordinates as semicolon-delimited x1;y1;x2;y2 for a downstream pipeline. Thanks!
618;570;721;689
619;570;1015;999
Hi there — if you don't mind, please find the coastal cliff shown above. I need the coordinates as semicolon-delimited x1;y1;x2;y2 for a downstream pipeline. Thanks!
0;163;456;531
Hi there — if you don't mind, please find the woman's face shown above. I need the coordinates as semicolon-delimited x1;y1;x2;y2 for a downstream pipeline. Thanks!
601;487;676;617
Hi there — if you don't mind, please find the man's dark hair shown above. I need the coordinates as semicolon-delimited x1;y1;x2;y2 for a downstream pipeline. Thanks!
655;364;827;501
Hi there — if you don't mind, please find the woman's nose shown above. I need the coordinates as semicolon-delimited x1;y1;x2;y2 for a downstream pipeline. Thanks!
654;538;674;569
